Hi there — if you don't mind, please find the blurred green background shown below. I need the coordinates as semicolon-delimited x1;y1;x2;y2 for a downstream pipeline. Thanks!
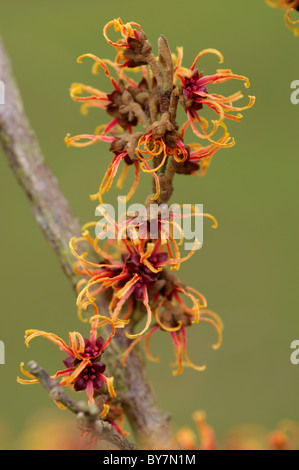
0;0;299;449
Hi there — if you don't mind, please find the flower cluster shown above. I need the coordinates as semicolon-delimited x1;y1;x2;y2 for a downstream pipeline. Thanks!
63;17;254;374
267;0;299;34
65;17;254;203
69;201;223;374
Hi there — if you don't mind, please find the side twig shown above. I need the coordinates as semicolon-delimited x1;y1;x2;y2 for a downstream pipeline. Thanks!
27;361;138;450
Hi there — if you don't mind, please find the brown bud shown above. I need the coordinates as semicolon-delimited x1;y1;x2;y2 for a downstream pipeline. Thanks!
160;305;192;329
123;31;151;68
107;86;138;130
109;138;126;154
164;130;178;148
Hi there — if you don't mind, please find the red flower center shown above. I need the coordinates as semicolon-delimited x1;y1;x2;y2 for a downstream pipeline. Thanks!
183;70;207;111
74;362;106;392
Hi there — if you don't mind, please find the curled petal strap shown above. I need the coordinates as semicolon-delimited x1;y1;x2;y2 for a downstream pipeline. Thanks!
285;9;299;35
77;54;119;90
24;330;74;357
103;18;141;47
126;286;152;339
65;132;114;148
17;362;39;384
181;328;207;372
69;331;85;359
191;48;224;71
121;325;160;366
116;274;140;300
200;310;223;350
60;359;91;386
100;374;116;398
100;404;110;419
89;314;125;351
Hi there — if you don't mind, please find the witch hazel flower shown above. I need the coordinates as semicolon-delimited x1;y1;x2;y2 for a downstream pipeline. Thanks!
17;315;119;403
121;270;223;375
175;122;234;176
70;219;199;339
267;0;299;34
174;47;255;143
121;302;223;376
66;69;139;135
64;51;153;153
